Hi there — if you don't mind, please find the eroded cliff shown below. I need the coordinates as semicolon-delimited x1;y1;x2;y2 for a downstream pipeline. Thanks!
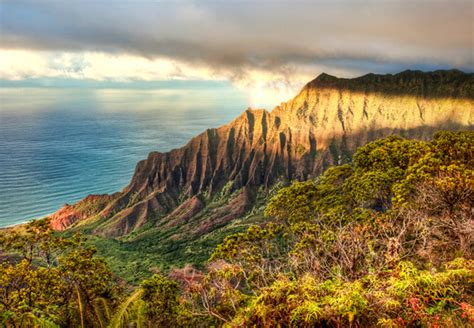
50;70;473;237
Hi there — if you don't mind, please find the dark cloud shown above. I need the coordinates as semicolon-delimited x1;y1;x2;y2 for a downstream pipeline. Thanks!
1;0;473;76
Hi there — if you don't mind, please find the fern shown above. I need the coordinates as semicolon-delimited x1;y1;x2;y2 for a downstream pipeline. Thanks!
109;289;143;328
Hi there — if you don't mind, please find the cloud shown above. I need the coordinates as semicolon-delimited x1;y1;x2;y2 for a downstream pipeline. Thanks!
2;1;472;66
0;49;321;106
0;0;473;105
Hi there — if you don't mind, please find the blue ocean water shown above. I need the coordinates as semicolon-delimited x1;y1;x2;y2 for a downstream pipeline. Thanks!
0;87;249;227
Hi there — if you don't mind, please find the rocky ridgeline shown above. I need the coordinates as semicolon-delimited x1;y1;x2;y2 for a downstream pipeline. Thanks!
49;70;474;237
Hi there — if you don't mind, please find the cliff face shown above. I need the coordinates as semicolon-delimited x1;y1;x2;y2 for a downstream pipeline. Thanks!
50;70;474;237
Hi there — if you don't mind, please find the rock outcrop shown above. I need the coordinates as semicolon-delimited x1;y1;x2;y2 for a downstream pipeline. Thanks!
49;70;474;237
49;194;115;231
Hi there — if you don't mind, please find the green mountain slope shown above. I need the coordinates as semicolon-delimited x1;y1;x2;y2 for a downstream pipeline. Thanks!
48;70;474;282
3;130;472;327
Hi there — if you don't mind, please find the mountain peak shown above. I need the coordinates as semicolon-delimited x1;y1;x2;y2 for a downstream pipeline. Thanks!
315;72;338;81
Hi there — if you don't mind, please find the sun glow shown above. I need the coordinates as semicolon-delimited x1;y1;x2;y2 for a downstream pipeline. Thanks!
0;49;319;108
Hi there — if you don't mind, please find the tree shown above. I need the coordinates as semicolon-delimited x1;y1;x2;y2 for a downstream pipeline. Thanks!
0;218;117;327
109;273;191;328
193;131;474;327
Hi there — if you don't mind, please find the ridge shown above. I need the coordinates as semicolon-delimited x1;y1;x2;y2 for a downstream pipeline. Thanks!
303;69;474;99
48;70;474;241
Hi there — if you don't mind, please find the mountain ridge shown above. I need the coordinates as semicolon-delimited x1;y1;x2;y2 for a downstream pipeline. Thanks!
305;69;474;98
49;70;474;239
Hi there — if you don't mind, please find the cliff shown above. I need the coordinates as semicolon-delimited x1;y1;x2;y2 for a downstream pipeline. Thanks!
49;70;474;238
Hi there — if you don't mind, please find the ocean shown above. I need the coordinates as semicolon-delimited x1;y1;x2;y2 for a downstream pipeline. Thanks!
0;87;250;227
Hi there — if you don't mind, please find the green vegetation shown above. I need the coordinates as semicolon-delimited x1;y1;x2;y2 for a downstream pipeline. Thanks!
109;274;189;328
0;219;119;327
198;131;473;327
81;182;285;284
1;131;473;327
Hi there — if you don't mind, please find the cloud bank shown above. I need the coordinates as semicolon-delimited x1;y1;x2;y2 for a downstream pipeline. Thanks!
1;0;472;105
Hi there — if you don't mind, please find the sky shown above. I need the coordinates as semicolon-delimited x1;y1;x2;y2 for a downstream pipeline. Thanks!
0;0;473;107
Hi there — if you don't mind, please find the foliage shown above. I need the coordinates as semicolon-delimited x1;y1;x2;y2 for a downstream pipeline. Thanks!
1;131;472;327
83;185;275;285
109;274;193;328
140;274;181;326
188;131;474;327
229;259;473;327
0;219;118;327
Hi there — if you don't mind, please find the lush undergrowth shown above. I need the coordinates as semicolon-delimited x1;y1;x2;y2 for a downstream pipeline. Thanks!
1;131;473;327
77;180;286;284
82;199;271;284
84;215;264;285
